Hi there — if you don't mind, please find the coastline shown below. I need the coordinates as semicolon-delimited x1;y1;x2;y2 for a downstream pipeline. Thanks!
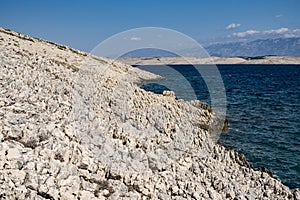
117;56;300;65
1;27;299;199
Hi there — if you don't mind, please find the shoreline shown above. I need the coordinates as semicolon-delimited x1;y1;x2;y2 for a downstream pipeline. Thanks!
1;27;299;199
117;56;300;65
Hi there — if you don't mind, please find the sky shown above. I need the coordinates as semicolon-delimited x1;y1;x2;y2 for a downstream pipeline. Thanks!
1;0;300;52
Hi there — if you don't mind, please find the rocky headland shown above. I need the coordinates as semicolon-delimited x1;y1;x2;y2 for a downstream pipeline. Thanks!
0;28;299;199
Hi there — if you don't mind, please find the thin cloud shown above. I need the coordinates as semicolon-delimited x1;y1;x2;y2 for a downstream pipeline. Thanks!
284;33;297;38
263;27;289;34
233;30;259;37
284;29;300;38
231;28;294;38
226;23;241;30
130;37;142;41
275;14;283;18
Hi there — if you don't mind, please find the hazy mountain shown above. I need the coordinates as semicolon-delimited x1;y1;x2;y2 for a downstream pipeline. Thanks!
118;37;300;58
206;37;300;57
120;48;178;58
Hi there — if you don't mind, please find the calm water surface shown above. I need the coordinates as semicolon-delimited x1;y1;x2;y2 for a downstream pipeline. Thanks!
138;64;300;188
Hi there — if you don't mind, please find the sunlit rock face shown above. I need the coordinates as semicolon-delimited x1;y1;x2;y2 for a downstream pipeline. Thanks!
0;28;299;199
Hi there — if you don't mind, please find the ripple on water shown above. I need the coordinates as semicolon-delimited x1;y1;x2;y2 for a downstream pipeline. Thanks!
139;64;300;189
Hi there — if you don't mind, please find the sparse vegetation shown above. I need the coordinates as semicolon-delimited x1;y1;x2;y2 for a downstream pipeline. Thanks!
94;189;100;197
21;139;38;149
0;28;87;56
69;48;88;56
91;55;108;64
0;28;34;42
57;45;67;51
54;152;64;162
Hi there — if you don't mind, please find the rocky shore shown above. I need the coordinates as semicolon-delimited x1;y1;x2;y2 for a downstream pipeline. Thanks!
118;56;300;65
0;28;299;199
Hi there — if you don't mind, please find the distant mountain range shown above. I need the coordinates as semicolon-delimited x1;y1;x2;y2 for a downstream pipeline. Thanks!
120;37;300;58
205;37;300;57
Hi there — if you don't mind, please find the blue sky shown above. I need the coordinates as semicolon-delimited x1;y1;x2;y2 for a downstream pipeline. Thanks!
1;0;300;51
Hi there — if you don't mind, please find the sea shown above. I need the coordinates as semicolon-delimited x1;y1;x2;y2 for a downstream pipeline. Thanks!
136;64;300;189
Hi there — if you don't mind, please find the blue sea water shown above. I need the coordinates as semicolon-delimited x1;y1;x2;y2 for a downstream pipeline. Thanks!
137;64;300;189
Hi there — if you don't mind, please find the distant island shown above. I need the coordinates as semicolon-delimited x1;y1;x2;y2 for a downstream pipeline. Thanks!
118;55;300;65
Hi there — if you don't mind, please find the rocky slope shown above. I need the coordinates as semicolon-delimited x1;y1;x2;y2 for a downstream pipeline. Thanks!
0;28;299;199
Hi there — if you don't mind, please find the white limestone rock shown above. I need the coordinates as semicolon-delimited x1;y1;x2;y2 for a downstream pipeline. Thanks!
0;27;298;200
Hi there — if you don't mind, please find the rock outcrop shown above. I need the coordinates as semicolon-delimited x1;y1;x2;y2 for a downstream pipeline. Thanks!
0;28;299;199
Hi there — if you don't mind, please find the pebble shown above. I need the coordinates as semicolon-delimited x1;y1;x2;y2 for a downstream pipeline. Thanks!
6;148;21;160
